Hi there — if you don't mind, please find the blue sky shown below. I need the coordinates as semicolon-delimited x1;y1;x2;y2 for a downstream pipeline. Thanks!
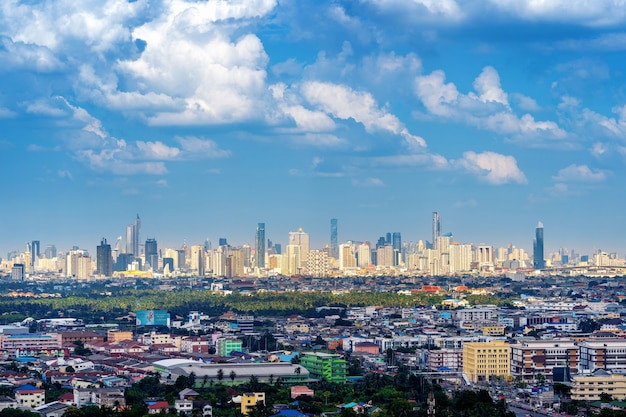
2;0;626;258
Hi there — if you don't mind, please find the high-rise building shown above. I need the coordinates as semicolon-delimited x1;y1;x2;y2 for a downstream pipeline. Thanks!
256;223;265;269
96;238;113;277
330;218;338;259
533;221;545;270
288;228;310;269
44;245;56;259
392;232;402;265
125;214;141;257
11;264;25;281
145;238;158;270
432;212;441;248
218;238;228;247
30;240;40;266
307;249;330;277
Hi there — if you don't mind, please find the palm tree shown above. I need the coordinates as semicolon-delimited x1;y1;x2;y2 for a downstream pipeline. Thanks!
230;370;237;383
217;369;224;382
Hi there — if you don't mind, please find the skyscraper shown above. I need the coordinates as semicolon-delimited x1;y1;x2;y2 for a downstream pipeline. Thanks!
432;212;441;248
125;214;141;257
256;223;265;269
288;228;310;269
533;222;545;270
392;232;402;265
145;238;158;270
330;218;338;259
96;238;113;277
30;240;40;267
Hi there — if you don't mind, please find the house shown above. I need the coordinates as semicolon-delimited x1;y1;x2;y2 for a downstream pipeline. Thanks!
241;392;265;416
175;399;193;415
147;400;170;414
14;384;45;408
0;395;18;411
179;388;200;400
290;386;314;399
34;401;72;417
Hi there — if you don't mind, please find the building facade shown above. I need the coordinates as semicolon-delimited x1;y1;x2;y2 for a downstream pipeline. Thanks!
463;340;511;383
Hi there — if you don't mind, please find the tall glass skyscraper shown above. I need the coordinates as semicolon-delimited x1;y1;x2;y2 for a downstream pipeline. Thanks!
533;222;545;270
432;212;441;248
330;218;338;259
145;238;158;270
256;223;265;269
96;238;113;276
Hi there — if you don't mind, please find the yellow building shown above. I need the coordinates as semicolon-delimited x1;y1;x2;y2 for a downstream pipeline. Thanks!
241;392;265;415
482;323;506;336
463;340;511;383
571;370;626;401
107;330;133;342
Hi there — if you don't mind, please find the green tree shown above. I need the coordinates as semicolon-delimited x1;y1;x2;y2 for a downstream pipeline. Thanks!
217;369;224;382
230;370;237;383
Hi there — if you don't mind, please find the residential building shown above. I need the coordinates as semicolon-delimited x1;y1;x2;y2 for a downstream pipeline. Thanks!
241;392;265;416
426;349;463;371
216;338;243;356
571;370;626;401
300;352;347;383
0;333;62;355
510;339;578;381
463;340;511;383
14;384;45;408
579;339;626;372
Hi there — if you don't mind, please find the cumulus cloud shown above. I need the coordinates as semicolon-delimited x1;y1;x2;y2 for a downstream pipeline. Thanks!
457;151;527;185
301;81;426;148
415;66;566;145
552;164;607;182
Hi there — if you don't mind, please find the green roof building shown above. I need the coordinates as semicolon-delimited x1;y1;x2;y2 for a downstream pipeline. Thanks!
300;352;347;383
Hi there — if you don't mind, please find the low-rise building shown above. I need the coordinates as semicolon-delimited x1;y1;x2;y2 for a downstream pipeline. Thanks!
14;384;45;408
241;392;265;416
510;339;578;381
300;352;347;383
463;340;510;383
571;370;626;401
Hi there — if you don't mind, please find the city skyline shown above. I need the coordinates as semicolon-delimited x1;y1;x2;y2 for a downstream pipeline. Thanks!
2;1;626;257
3;213;623;263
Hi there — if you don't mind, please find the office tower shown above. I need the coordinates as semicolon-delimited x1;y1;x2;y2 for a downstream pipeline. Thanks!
242;244;251;268
125;214;141;257
44;245;56;259
145;238;158;270
392;232;402;265
533;221;545;270
274;243;281;254
162;258;174;273
30;240;40;266
386;232;391;245
96;238;113;277
11;264;25;281
191;245;205;276
330;218;338;259
114;253;134;272
449;243;473;273
283;244;301;275
256;223;266;269
432;212;441;248
376;245;395;267
218;238;228;247
288;228;310;269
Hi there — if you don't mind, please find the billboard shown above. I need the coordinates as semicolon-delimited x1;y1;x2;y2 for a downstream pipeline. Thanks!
136;310;170;327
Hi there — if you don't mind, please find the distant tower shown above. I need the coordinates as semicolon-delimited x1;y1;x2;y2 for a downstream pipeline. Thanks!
432;212;441;248
330;218;338;259
30;240;40;267
533;222;545;270
256;223;266;269
392;232;402;265
145;238;158;270
125;214;141;257
288;228;310;270
96;238;113;277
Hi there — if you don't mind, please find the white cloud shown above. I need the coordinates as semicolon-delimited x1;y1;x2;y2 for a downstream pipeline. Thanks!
175;136;231;158
352;177;385;187
415;66;566;145
0;107;17;118
363;0;464;23
58;170;73;180
77;149;168;176
136;141;181;160
457;151;527;185
472;66;509;107
488;0;626;27
301;81;426;148
552;164;607;182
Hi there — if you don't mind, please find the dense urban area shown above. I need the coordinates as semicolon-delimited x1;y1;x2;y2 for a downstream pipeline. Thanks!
1;215;626;417
0;272;624;417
